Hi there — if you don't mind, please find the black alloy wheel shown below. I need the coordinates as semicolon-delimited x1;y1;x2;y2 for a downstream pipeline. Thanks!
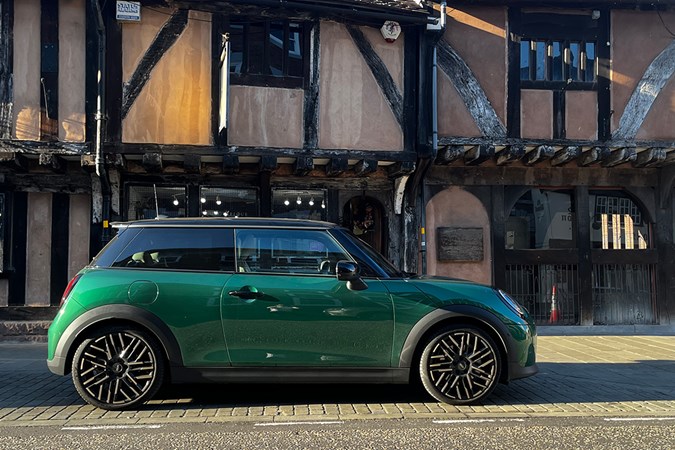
419;326;501;404
71;326;164;410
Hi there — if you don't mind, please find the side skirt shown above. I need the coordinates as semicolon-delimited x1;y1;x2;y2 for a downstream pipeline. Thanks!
170;367;410;385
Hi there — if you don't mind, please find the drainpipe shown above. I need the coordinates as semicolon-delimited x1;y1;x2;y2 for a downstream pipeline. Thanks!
419;0;446;275
93;0;111;243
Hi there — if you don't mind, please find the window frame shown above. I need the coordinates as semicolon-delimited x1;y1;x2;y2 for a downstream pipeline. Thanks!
227;17;311;89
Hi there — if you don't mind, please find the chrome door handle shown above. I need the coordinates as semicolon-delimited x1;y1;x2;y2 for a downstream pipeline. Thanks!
228;289;264;299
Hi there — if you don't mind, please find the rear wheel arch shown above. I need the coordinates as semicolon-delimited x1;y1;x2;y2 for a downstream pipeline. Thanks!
56;305;183;376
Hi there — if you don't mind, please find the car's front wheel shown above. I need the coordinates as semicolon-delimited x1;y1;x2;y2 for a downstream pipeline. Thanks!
71;326;164;410
419;325;501;404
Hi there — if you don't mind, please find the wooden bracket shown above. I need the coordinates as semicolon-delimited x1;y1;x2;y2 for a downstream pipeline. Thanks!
551;146;580;166
464;144;494;166
496;144;525;166
142;152;163;173
633;147;667;168
326;158;348;176
602;146;637;167
524;145;555;166
354;159;377;176
294;156;314;176
259;155;278;172
38;153;66;173
222;154;239;174
435;145;464;165
578;146;609;167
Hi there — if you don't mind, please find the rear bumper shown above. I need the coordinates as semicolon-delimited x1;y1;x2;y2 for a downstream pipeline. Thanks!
508;361;538;381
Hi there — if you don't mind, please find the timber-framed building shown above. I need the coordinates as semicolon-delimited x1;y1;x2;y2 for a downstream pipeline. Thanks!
0;0;673;331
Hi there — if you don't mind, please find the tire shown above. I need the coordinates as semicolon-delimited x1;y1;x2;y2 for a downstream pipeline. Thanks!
71;326;165;410
419;325;501;405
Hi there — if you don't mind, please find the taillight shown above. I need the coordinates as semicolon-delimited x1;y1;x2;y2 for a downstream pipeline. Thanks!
60;274;82;307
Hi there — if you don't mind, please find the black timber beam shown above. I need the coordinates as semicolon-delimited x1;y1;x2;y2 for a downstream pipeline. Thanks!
435;145;464;165
105;153;126;170
222;154;239;174
303;22;320;149
38;153;66;173
602;147;637;168
551;146;580;166
387;160;415;178
183;154;202;174
0;151;28;171
294;156;313;176
523;145;555;166
496;144;525;166
142;152;163;173
464;144;494;166
346;25;403;128
0;0;13;139
633;147;667;168
326;157;348;176
578;146;609;167
259;155;278;172
121;9;189;119
354;159;377;176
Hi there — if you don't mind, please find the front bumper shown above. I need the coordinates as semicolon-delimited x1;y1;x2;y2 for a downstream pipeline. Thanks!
47;356;67;376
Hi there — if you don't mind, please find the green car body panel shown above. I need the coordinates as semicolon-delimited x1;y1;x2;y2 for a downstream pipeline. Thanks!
47;218;537;409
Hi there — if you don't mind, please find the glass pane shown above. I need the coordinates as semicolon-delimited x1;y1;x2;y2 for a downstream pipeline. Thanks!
247;22;265;74
268;21;284;76
235;228;348;274
585;42;596;81
552;41;563;81
229;24;244;74
287;23;304;78
535;41;546;80
506;189;575;250
590;192;650;249
198;187;258;218
519;40;530;80
111;228;235;272
569;42;580;81
272;189;326;221
127;185;186;220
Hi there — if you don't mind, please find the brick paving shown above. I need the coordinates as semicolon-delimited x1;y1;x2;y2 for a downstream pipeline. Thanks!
1;335;675;427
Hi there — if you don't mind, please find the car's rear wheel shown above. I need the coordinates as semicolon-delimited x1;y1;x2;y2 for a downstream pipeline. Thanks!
71;326;164;410
419;325;501;405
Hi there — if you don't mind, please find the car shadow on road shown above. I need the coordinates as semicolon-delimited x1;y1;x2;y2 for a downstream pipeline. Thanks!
148;360;675;409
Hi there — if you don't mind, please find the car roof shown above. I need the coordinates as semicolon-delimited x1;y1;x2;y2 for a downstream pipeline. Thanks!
112;217;340;229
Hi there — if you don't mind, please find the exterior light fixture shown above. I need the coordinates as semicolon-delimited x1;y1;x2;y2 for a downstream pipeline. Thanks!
200;197;206;204
284;199;290;206
172;196;179;206
309;197;315;206
321;200;326;209
214;210;219;215
296;196;302;205
223;211;228;217
216;196;222;206
202;210;207;216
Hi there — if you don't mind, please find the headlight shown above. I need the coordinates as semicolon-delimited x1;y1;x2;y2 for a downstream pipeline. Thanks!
497;289;527;318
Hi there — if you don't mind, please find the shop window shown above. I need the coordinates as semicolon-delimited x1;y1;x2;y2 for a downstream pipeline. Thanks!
520;40;596;85
590;191;650;249
199;187;258;218
272;189;326;221
229;18;307;88
506;189;576;250
127;185;187;220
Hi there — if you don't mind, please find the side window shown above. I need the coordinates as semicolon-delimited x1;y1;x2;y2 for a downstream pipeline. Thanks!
112;228;234;272
235;229;350;275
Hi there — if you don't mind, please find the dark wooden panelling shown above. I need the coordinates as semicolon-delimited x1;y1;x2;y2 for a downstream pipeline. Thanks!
576;186;593;325
491;185;506;288
597;10;611;141
0;0;13;139
7;192;26;305
507;7;520;138
40;0;58;140
50;194;69;305
103;0;123;142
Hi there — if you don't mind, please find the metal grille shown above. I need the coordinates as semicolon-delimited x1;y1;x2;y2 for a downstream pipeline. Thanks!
505;264;580;325
592;264;656;325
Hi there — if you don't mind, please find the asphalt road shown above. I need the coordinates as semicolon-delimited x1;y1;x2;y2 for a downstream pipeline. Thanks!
1;417;674;449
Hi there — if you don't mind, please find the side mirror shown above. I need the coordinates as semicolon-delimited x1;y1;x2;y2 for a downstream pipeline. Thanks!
336;260;368;291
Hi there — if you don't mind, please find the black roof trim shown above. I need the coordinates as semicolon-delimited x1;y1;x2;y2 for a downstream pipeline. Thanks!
113;217;340;229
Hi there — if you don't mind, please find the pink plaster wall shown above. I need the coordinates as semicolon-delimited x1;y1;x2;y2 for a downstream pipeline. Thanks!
612;11;675;139
318;22;403;151
13;0;41;140
59;0;86;142
521;90;553;139
440;7;507;136
425;187;492;285
122;9;211;144
566;91;597;140
228;86;304;148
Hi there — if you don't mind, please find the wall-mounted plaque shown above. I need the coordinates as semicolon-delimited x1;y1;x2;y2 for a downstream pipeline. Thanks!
437;227;483;262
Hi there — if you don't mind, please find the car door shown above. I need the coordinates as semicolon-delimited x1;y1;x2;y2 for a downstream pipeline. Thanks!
221;228;394;367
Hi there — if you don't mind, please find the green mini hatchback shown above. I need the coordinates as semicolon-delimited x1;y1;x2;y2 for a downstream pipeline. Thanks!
48;218;537;410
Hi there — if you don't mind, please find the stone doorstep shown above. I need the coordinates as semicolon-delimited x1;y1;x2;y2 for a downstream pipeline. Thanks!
0;321;51;342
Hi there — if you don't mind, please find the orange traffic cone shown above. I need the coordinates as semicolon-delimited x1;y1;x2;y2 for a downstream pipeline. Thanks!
548;284;559;324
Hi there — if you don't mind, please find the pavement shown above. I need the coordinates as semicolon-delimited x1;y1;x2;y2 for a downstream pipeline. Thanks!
1;331;675;428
